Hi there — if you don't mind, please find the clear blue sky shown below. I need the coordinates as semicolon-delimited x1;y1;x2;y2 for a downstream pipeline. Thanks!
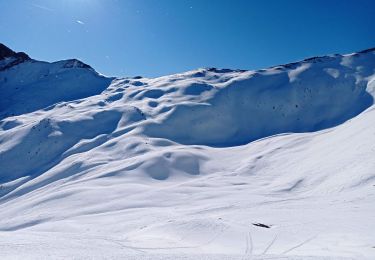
0;0;374;77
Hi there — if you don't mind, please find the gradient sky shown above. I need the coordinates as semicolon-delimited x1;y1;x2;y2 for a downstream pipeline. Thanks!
0;0;374;77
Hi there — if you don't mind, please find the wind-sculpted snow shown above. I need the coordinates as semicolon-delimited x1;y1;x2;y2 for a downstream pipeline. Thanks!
141;54;374;146
0;45;375;259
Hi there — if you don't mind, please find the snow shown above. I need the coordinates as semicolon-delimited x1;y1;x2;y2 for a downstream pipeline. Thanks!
0;59;112;119
0;48;375;259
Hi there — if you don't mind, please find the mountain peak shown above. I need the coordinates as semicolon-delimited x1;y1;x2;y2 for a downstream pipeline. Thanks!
0;43;15;59
0;43;31;71
0;43;98;73
0;43;30;61
62;59;92;69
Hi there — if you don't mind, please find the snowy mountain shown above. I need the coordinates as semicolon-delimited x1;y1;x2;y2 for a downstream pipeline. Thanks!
0;43;375;259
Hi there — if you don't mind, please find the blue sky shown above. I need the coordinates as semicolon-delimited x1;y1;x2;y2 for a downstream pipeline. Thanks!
0;0;374;77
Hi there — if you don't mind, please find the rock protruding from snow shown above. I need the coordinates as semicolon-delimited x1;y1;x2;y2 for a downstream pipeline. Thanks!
62;59;92;69
0;43;30;71
0;44;17;59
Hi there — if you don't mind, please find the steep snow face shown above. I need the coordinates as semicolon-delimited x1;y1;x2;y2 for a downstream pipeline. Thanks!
140;53;374;146
1;45;375;259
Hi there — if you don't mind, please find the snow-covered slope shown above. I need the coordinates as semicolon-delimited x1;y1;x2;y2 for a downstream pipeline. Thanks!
0;44;375;259
0;44;112;120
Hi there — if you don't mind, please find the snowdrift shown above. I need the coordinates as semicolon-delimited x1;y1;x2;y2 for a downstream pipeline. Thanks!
141;54;374;146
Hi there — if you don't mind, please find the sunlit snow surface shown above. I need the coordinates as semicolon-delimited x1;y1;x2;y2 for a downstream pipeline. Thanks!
0;49;375;259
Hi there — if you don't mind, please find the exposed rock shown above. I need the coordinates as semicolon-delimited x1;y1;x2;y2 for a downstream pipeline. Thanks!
252;223;271;228
0;43;31;71
0;43;16;60
62;59;92;69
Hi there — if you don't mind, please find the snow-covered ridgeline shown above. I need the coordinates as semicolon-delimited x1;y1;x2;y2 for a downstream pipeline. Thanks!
0;44;375;259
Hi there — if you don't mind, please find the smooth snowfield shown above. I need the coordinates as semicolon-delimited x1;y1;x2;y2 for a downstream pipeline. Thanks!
0;46;375;259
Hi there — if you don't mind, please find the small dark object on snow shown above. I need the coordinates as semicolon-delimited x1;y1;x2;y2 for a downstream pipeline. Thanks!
252;222;271;228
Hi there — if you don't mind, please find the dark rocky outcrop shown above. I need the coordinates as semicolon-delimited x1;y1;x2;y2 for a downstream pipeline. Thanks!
62;59;92;69
0;43;31;71
0;44;16;59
